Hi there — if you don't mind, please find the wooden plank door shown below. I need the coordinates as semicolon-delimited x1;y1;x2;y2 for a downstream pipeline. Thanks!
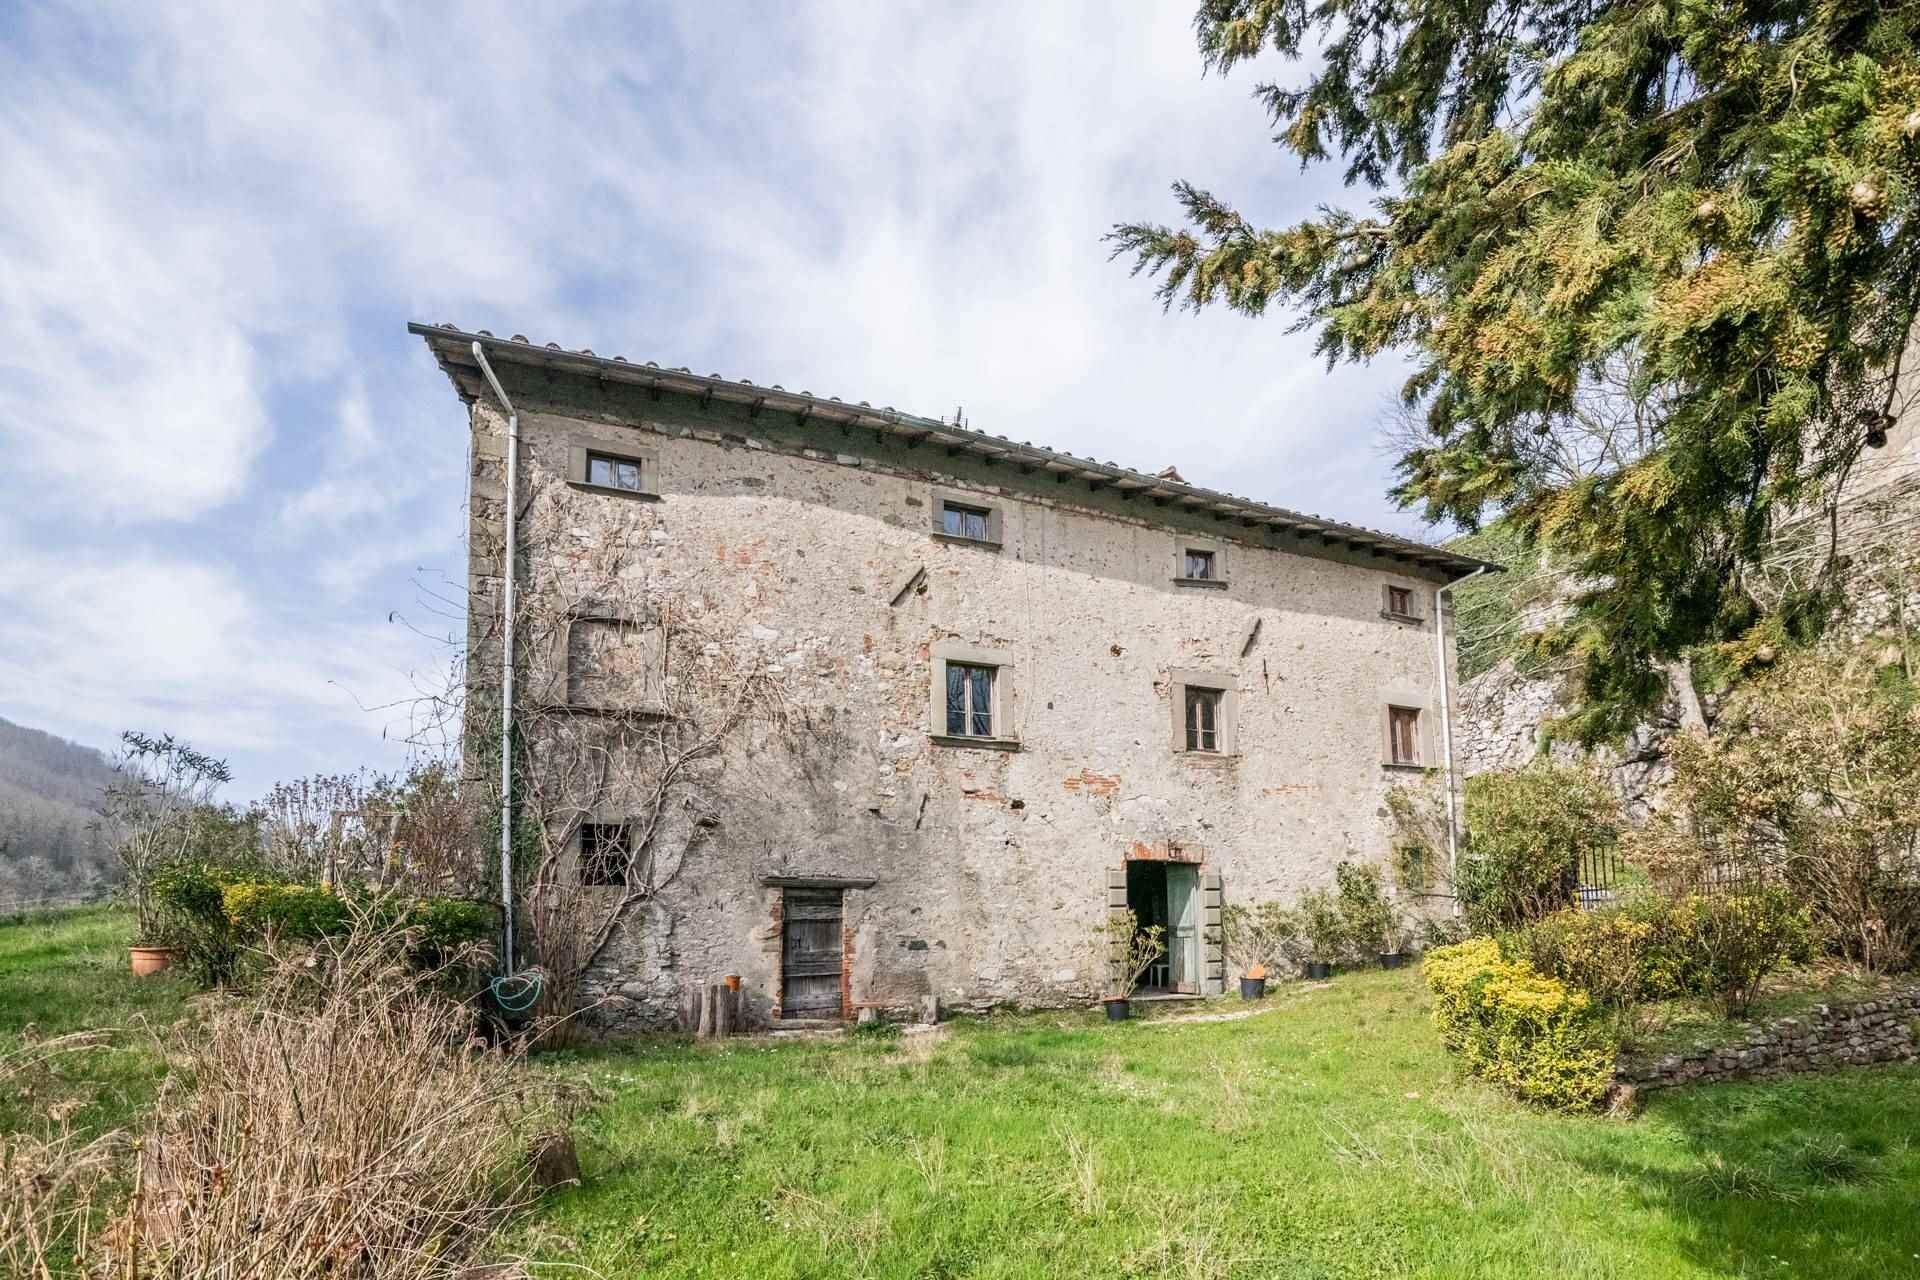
1167;864;1200;994
781;888;844;1018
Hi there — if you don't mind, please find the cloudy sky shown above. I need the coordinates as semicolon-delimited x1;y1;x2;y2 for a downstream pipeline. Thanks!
0;2;1422;798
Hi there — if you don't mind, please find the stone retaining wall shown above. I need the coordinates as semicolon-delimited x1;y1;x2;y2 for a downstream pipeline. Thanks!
1618;987;1920;1090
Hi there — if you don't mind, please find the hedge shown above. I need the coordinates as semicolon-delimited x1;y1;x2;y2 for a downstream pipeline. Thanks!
1423;938;1619;1111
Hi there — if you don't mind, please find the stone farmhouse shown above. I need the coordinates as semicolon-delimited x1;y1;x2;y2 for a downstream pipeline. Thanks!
411;322;1498;1032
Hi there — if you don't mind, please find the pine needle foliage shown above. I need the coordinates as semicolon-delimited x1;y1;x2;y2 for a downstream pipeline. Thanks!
1113;0;1920;739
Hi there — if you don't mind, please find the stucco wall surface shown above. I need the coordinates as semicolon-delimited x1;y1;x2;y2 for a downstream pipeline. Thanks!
463;372;1459;1034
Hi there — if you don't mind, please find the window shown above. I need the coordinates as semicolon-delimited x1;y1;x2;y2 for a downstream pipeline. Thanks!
568;441;657;496
941;501;992;542
1384;585;1419;620
1173;539;1227;586
1184;687;1222;752
579;822;633;886
1169;669;1236;755
945;662;996;737
930;492;1001;546
1388;706;1422;766
929;642;1017;748
587;453;646;493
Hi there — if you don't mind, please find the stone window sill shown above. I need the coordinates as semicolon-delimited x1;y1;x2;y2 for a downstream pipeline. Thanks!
569;480;661;502
1380;610;1424;625
1177;750;1239;765
930;532;1002;551
928;733;1022;752
1173;577;1229;589
1381;761;1432;773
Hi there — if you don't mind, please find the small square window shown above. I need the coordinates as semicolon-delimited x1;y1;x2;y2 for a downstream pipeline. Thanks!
1183;550;1215;581
1388;707;1422;766
579;822;633;886
1386;586;1415;618
1185;687;1222;752
587;453;648;493
941;501;993;542
945;662;996;737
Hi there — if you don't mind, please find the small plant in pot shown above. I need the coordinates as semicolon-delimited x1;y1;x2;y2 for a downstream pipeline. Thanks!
1335;860;1409;968
103;731;232;975
1297;888;1346;980
1223;900;1298;998
1093;908;1164;1021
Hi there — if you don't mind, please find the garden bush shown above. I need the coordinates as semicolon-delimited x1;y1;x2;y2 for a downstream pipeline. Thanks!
1460;762;1620;933
1625;644;1920;973
1333;861;1406;958
221;879;351;941
1514;907;1656;1010
1670;889;1815;1016
1423;938;1619;1111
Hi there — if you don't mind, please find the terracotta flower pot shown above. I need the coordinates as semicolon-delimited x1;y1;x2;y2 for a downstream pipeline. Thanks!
129;945;179;977
724;974;742;992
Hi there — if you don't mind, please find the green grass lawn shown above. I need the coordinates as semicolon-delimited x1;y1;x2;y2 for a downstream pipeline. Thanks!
5;910;1918;1278
523;975;1920;1279
0;905;192;1133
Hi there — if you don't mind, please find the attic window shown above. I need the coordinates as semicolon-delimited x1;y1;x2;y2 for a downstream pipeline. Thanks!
1383;584;1421;622
1183;550;1216;581
588;453;646;493
942;501;992;542
568;442;658;497
929;492;1002;548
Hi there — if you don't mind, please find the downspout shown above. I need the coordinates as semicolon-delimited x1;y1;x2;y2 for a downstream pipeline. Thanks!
1434;566;1491;912
472;342;520;977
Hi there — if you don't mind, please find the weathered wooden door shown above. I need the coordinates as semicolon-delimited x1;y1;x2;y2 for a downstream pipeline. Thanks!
1167;864;1200;994
781;888;844;1018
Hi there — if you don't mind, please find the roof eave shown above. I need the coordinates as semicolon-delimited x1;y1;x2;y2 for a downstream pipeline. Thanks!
407;322;1503;578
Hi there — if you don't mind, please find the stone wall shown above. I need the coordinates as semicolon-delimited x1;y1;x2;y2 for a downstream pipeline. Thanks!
1618;987;1920;1091
451;356;1466;1037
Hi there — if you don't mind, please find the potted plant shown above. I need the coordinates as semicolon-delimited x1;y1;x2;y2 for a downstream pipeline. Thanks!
1223;900;1297;999
1297;888;1346;980
102;732;232;976
1335;861;1411;969
1377;895;1412;969
1094;908;1164;1021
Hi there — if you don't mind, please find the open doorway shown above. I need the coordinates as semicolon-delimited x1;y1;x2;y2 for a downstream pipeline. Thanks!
1126;860;1200;994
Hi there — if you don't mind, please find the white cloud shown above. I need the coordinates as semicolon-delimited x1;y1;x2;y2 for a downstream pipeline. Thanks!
0;1;1427;791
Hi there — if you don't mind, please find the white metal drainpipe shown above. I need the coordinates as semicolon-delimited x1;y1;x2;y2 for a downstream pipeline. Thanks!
1435;565;1492;912
472;341;520;976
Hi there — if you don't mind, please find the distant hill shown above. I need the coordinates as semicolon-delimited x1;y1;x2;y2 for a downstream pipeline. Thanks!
0;716;121;908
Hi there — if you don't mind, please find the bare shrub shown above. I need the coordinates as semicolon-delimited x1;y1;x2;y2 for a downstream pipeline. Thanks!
0;1034;125;1278
1628;643;1920;972
113;910;569;1278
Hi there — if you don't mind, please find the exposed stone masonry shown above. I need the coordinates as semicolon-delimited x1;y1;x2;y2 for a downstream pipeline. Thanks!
1618;987;1920;1091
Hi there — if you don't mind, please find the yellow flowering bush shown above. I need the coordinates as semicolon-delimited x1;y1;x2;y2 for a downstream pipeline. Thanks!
1423;938;1619;1111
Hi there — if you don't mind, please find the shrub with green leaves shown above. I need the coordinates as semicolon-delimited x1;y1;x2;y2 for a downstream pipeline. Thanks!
1460;763;1620;934
1334;861;1407;957
1515;908;1656;1010
1423;937;1619;1112
1671;889;1816;1017
222;880;351;942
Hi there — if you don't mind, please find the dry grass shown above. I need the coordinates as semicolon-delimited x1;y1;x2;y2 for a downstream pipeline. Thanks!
4;914;571;1279
114;923;568;1278
0;1034;126;1278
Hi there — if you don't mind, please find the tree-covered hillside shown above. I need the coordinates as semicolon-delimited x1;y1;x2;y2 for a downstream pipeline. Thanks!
0;716;120;907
